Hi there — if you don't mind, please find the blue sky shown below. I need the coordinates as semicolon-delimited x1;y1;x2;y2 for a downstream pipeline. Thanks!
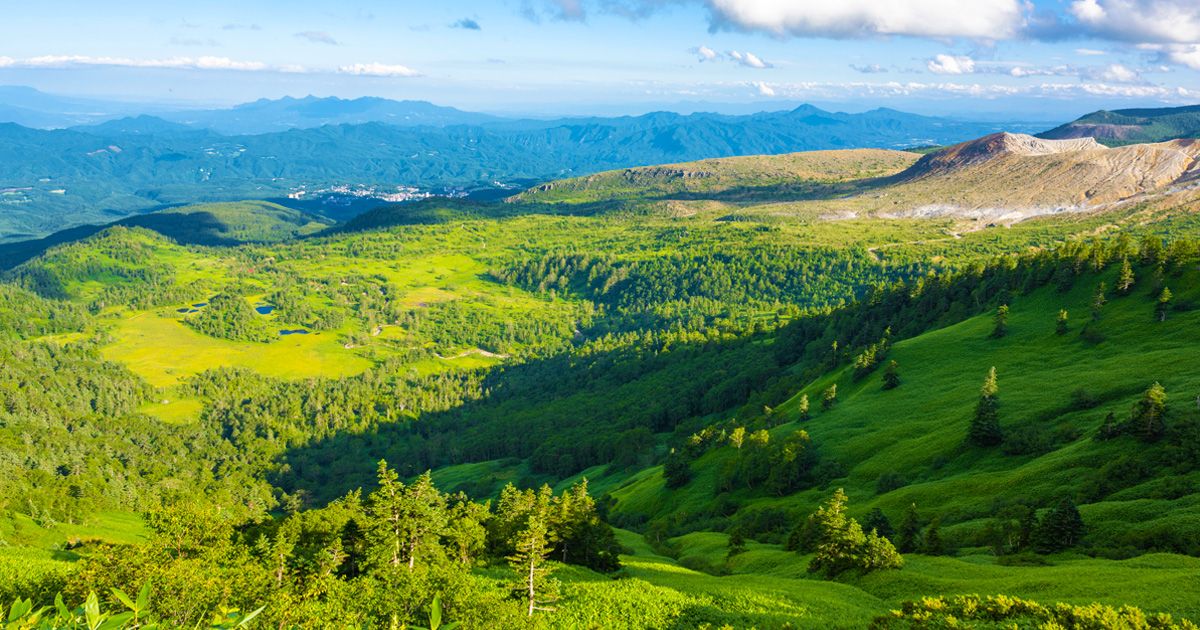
2;0;1200;120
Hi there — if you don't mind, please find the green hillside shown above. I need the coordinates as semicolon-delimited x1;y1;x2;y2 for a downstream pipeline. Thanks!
0;200;331;269
1038;104;1200;145
5;146;1200;627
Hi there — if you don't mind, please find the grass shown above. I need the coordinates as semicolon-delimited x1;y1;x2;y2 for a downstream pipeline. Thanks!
101;309;373;388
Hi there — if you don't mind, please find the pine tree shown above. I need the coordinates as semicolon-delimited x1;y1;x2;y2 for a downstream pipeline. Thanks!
663;448;692;489
1156;287;1173;322
821;384;838;411
990;304;1009;338
922;519;945;555
444;493;489;566
807;489;902;577
863;508;894;540
1131;382;1167;442
508;486;558;616
1033;498;1085;553
1091;282;1107;320
897;503;921;553
797;394;810;421
968;367;1003;447
882;360;900;390
1096;411;1121;440
1117;258;1135;295
1055;309;1069;336
726;528;747;558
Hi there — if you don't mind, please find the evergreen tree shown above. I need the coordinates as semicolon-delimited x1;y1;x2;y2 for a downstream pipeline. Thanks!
1055;309;1069;336
1117;258;1135;295
797;394;811;421
1091;282;1107;320
1131;382;1168;442
552;480;621;572
726;528;747;558
507;486;558;616
663;448;692;489
863;507;895;540
1156;287;1173;322
1096;411;1121;440
968;367;1003;447
821;384;838;411
990;304;1009;338
882;360;900;390
807;489;902;577
444;493;489;566
922;519;945;555
1033;498;1085;553
897;503;921;553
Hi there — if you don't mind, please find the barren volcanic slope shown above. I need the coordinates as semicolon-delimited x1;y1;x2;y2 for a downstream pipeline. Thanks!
885;132;1200;211
509;132;1200;225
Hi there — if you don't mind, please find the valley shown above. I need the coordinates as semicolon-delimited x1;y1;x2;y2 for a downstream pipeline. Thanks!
5;126;1200;627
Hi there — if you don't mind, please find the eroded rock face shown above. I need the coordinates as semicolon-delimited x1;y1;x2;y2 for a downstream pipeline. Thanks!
891;133;1200;209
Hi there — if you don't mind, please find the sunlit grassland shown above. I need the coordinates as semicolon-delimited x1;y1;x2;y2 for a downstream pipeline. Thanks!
100;310;373;388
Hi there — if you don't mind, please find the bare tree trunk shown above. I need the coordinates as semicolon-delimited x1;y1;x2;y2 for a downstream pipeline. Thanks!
527;557;536;616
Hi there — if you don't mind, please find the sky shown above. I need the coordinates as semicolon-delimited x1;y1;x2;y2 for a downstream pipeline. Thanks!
3;0;1200;121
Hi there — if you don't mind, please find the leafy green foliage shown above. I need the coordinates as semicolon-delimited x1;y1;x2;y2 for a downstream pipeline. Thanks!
872;594;1198;629
184;293;276;343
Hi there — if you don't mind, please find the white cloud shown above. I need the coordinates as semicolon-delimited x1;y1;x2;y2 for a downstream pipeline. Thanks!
926;54;975;75
17;55;270;72
1074;48;1107;56
1095;63;1141;82
748;79;1200;101
1154;43;1200;69
704;0;1024;39
754;81;776;96
728;50;771;68
693;45;718;61
336;62;420;77
0;55;421;77
1068;0;1200;43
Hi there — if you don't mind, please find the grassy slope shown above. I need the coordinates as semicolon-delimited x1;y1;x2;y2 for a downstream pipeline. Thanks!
610;263;1200;534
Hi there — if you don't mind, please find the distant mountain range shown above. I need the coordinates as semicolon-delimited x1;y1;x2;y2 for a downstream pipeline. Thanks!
0;99;1041;241
1038;105;1200;145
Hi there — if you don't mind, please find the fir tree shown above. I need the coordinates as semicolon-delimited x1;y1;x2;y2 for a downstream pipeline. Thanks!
1055;309;1069;336
923;519;945;556
508;486;558;616
663;448;692;489
1156;287;1173;322
882;360;900;390
1131;382;1167;442
897;503;921;553
1117;258;1135;295
990;304;1009;338
1033;498;1085;553
807;489;902;577
726;528;747;558
968;367;1003;447
821;384;838;411
797;394;811;421
1091;282;1107;320
863;507;895;540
